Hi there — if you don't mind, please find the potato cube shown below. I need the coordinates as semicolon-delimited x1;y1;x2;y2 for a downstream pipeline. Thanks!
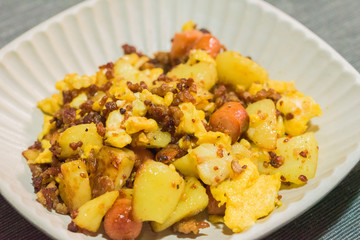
96;146;135;190
58;123;103;158
246;99;277;150
151;177;208;232
59;160;91;210
133;160;185;223
257;132;319;185
216;51;268;89
73;191;119;232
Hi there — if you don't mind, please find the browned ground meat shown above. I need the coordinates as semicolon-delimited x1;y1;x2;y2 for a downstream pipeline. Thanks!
91;175;115;198
99;62;114;80
150;83;177;97
172;219;210;234
213;85;242;108
127;81;148;93
147;105;183;133
237;88;281;106
122;44;143;56
155;144;187;164
152;52;172;73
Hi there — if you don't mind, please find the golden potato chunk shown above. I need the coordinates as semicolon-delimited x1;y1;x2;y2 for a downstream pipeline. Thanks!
216;51;268;89
257;132;319;185
59;160;91;211
246;99;277;150
133;160;185;223
151;177;208;232
73;191;119;232
58;123;103;158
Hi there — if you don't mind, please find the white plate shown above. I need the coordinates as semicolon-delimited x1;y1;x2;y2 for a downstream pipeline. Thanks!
0;0;360;239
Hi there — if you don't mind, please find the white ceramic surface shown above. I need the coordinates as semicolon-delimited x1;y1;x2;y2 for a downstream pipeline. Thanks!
0;0;359;239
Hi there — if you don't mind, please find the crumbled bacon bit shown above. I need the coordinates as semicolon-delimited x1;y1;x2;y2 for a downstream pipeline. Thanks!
216;148;224;158
285;113;294;120
69;141;83;151
29;141;42;150
68;221;79;232
263;161;269;168
62;106;77;125
87;84;98;96
126;81;147;92
122;44;143;56
96;122;106;137
213;166;219;171
269;151;284;168
100;81;113;92
231;160;244;174
172;219;210;234
99;62;114;79
119;108;126;114
280;175;286;181
299;150;308;158
90;175;114;198
41;187;57;210
79;100;94;115
298;175;308;182
150;83;176;97
283;138;289;143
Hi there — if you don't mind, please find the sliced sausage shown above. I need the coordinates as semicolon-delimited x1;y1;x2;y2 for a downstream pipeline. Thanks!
209;102;249;143
104;198;142;240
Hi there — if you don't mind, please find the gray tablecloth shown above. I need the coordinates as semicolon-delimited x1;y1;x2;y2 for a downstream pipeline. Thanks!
0;0;359;239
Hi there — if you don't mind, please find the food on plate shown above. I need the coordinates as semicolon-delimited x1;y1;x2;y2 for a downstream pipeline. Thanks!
22;20;322;239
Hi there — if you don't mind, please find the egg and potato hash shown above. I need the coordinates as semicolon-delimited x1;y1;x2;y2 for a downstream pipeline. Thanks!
22;21;322;239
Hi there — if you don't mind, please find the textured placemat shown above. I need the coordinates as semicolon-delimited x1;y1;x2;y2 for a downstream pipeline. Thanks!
0;0;359;239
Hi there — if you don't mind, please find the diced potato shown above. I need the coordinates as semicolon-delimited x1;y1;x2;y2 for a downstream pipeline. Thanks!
22;148;40;163
246;99;277;150
276;91;322;136
276;115;286;137
216;51;268;89
151;177;209;232
133;130;172;148
58;123;103;158
224;173;281;232
257;132;319;185
172;153;198;177
167;50;218;90
59;160;92;210
132;99;147;116
192;143;232;186
133;160;185;223
231;139;252;160
73;191;119;232
96;146;135;190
